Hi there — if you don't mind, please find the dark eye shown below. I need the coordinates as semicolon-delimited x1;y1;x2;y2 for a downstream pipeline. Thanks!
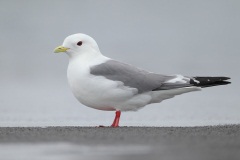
77;41;83;46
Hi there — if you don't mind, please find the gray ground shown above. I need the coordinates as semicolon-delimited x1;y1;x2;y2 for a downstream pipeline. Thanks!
0;125;239;160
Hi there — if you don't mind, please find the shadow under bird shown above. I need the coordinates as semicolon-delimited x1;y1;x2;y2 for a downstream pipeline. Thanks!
54;33;231;127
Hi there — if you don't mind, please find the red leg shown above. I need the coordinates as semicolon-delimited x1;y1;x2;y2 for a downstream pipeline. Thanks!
111;110;121;127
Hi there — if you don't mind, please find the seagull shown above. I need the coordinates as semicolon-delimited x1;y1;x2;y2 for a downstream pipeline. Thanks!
54;33;231;127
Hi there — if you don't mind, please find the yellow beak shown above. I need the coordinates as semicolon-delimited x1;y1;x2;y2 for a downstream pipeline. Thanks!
54;46;69;53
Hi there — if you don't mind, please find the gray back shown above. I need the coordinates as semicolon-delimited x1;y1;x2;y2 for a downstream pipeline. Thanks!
90;60;176;93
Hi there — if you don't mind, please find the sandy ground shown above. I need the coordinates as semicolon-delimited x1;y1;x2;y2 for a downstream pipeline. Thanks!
0;125;239;160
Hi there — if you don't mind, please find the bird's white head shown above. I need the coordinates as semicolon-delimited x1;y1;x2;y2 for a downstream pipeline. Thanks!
54;33;100;58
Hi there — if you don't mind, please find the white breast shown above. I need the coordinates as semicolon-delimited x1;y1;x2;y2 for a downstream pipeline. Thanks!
67;54;142;111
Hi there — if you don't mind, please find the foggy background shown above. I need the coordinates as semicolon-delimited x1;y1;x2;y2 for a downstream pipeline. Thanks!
0;0;239;127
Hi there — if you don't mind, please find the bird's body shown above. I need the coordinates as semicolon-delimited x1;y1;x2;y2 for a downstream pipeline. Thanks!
67;54;200;112
54;33;231;127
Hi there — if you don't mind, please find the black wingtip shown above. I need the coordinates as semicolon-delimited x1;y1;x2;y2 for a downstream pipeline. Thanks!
190;76;231;88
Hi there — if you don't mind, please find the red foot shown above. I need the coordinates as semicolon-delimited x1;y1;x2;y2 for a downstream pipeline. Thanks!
111;111;121;128
97;111;121;128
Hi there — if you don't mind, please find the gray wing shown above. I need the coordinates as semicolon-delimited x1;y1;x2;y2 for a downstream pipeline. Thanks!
90;60;192;93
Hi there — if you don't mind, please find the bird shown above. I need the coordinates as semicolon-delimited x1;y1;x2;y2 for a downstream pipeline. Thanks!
54;33;231;127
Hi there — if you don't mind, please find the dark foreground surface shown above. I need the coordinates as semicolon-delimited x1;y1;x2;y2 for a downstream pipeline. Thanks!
0;125;239;160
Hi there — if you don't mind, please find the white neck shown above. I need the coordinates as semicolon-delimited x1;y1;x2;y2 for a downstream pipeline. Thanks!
67;49;110;67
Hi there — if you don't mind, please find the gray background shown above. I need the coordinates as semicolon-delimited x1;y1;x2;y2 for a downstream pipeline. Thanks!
0;0;239;127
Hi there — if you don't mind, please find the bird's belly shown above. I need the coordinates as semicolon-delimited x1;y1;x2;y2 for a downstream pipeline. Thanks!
68;73;138;111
